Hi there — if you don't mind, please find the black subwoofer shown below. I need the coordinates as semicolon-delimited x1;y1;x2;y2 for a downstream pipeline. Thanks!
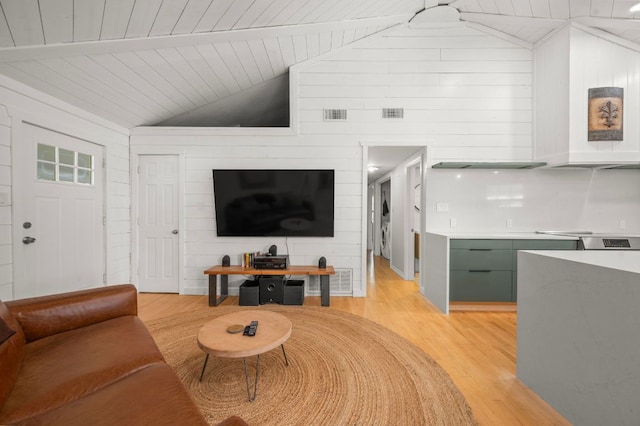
259;276;284;304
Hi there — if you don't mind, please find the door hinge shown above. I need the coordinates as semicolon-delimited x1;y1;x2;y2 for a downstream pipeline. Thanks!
103;216;106;226
103;273;107;284
102;158;106;168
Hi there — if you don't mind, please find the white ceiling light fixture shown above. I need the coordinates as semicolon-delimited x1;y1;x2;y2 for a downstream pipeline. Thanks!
368;166;379;173
631;3;640;12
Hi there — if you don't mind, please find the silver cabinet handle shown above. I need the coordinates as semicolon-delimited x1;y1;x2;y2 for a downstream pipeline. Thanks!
172;229;178;234
23;236;36;244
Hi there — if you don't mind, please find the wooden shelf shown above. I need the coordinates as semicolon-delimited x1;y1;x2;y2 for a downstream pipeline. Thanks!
204;264;335;307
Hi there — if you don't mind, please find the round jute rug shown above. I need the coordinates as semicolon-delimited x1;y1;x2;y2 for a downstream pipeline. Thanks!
146;305;477;426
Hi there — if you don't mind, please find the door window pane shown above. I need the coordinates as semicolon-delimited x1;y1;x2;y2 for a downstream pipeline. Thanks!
59;149;75;166
78;153;92;168
37;162;56;181
77;169;92;184
37;144;55;162
59;166;74;182
36;144;95;186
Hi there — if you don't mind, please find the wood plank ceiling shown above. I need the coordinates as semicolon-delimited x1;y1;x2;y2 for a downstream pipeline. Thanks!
0;0;639;129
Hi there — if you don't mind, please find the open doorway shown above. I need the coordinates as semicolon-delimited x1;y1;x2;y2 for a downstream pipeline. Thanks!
362;145;426;297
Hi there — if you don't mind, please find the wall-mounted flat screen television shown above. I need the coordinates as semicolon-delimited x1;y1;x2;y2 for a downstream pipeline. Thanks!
212;169;335;237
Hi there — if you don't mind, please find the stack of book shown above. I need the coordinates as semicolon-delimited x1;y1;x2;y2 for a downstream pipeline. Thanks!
242;252;261;268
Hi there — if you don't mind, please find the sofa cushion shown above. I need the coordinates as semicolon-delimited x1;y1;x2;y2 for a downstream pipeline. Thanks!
0;302;26;411
16;363;208;426
0;315;165;424
7;284;138;343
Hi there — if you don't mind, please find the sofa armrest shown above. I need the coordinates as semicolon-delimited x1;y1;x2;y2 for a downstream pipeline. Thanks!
6;284;138;342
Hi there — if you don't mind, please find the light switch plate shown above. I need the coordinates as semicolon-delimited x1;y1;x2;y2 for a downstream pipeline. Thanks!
0;192;8;206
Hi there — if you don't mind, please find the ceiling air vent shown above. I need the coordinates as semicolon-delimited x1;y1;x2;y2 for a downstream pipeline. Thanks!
324;109;347;121
382;108;404;119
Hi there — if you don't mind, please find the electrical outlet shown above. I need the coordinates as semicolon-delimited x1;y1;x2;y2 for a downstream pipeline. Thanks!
506;219;513;228
436;203;449;212
450;218;457;228
620;219;626;229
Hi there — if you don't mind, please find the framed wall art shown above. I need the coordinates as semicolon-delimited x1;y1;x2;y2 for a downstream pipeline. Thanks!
588;87;623;141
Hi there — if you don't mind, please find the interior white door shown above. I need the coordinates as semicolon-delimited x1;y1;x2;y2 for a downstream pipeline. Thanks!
138;155;180;293
14;124;105;298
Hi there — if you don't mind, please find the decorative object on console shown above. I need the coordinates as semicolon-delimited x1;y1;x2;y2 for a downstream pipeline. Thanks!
222;255;230;267
588;87;623;141
268;245;277;256
318;256;326;269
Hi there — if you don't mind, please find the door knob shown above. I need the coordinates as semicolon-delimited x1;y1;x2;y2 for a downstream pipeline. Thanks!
172;229;178;234
22;236;36;244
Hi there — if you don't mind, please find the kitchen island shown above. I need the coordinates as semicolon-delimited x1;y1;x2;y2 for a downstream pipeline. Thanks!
423;232;578;313
517;250;640;426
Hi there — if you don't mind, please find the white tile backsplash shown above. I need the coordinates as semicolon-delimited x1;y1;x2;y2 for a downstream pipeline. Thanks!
426;169;640;233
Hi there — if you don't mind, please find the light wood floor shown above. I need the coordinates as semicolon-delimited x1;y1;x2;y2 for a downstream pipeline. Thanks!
138;253;569;426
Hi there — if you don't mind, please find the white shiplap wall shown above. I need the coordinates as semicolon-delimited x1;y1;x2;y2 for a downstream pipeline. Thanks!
0;105;11;299
297;23;534;162
130;131;363;295
0;74;131;300
535;24;640;164
131;22;535;296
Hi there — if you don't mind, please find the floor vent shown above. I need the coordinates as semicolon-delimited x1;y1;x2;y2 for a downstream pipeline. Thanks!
307;269;353;295
323;109;347;121
382;108;404;119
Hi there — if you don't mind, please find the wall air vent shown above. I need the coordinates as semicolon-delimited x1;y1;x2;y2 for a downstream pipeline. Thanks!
308;269;353;295
382;108;404;119
324;109;347;120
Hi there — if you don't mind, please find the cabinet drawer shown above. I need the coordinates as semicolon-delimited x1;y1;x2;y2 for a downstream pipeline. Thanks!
450;270;512;302
450;249;512;270
450;239;512;249
512;240;578;250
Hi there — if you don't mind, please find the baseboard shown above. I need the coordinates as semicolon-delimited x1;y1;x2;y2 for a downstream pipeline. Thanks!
449;302;517;312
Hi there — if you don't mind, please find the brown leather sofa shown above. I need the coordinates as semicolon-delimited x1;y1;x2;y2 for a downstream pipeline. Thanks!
0;284;247;426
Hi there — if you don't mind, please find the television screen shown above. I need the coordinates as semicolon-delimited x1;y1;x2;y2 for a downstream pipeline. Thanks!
212;169;335;237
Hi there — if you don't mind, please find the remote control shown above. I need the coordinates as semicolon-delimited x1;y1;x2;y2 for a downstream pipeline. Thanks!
243;325;251;336
248;320;258;336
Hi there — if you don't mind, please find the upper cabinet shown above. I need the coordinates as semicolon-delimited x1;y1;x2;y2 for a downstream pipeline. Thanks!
534;24;640;167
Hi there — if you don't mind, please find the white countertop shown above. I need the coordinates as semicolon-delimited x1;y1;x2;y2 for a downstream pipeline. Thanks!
426;231;578;240
520;250;640;274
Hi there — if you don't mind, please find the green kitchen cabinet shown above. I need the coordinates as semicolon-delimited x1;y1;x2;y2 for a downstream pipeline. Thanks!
450;238;577;302
450;239;512;302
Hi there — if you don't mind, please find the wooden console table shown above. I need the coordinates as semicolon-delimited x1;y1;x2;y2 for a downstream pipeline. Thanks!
203;265;335;307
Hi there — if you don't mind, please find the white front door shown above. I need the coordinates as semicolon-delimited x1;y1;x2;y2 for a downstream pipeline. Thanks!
14;124;105;298
137;155;180;293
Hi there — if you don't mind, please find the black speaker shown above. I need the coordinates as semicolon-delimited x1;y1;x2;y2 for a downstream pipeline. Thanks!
268;245;277;256
283;280;304;305
239;280;259;306
259;276;284;304
222;255;230;266
318;256;326;269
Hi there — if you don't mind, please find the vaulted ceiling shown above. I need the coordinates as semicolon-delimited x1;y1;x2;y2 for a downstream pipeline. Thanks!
1;0;640;129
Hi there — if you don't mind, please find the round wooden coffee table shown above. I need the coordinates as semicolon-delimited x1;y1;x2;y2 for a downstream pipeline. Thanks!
197;310;292;401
